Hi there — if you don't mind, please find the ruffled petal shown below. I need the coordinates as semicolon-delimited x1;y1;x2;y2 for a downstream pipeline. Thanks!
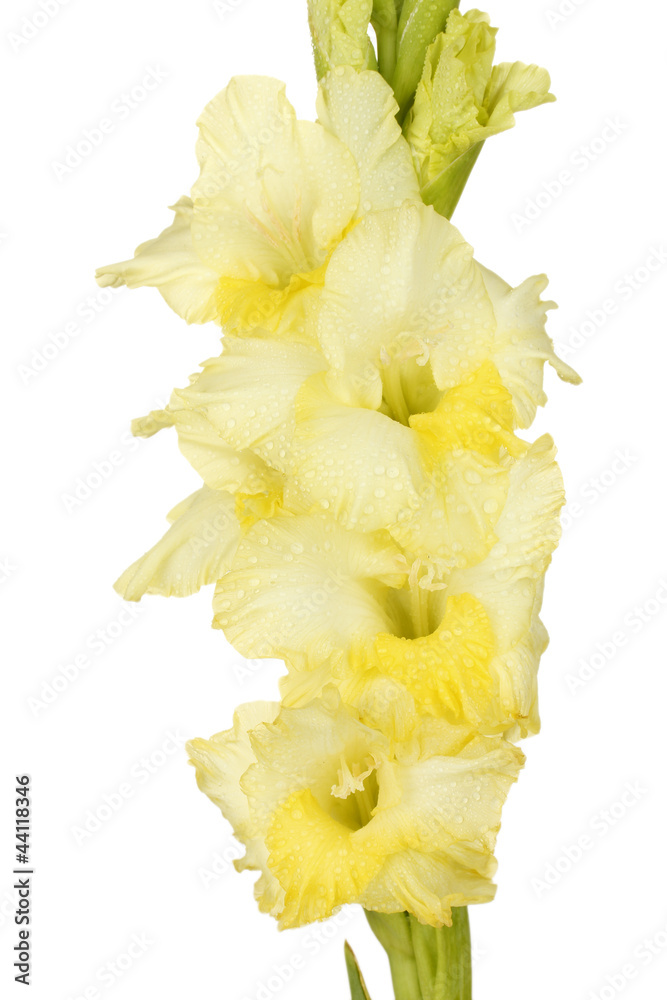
446;436;564;733
485;61;556;131
192;694;523;928
410;362;525;462
478;269;581;428
267;788;385;927
361;848;496;925
95;197;220;324
114;487;240;600
188;702;285;917
365;593;498;727
358;727;523;925
247;694;388;926
244;691;388;830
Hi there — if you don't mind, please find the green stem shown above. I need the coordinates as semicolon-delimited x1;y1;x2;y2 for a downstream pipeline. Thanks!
365;908;472;1000
372;1;398;83
365;911;424;1000
375;23;397;82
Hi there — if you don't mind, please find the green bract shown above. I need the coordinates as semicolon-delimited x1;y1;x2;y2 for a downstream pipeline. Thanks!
405;9;555;217
308;0;378;78
392;0;461;118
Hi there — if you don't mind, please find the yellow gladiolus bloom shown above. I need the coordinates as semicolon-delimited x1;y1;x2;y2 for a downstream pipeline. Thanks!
114;201;576;603
95;69;418;337
98;0;580;970
216;436;562;737
188;690;524;928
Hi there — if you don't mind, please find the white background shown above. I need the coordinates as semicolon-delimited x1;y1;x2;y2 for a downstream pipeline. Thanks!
2;0;667;998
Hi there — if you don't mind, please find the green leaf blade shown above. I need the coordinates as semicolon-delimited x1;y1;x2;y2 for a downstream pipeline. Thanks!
345;941;373;1000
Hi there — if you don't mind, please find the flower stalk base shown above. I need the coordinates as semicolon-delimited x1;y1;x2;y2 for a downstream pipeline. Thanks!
360;907;472;1000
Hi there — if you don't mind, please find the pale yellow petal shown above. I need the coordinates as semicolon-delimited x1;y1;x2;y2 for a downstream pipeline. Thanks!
267;788;385;927
114;487;239;600
316;203;494;380
95;197;219;324
479;269;581;428
191;76;359;332
243;691;389;834
245;692;389;927
132;406;281;496
291;372;425;532
389;450;508;568
361;849;496;926
316;67;419;212
446;436;564;733
369;593;497;727
213;512;407;661
188;702;285;917
358;734;524;924
485;61;556;128
171;340;326;474
410;362;525;462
